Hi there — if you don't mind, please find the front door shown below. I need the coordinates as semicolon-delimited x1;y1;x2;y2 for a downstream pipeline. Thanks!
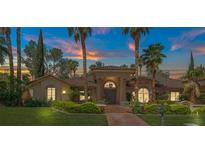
104;89;116;104
104;81;117;104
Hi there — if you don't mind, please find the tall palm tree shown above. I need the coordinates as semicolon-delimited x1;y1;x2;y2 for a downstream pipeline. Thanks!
141;43;166;101
138;56;143;76
16;28;21;85
122;27;149;100
0;28;14;91
67;28;92;102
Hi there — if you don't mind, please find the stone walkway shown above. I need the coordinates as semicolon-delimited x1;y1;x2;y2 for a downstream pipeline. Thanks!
104;105;149;126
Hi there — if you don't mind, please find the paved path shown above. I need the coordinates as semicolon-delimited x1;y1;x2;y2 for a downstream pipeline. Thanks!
104;105;149;126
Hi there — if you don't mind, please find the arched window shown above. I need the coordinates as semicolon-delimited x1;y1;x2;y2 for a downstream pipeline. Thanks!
138;88;149;103
104;81;116;89
47;87;56;101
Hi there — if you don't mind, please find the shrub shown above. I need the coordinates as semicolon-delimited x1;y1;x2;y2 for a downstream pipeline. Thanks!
192;106;205;114
0;90;21;106
68;88;80;102
79;102;102;113
133;102;144;114
154;100;175;105
24;99;51;107
52;101;102;113
144;104;160;114
169;104;191;114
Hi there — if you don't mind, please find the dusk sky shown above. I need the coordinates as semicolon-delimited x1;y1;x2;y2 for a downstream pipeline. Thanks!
7;27;205;72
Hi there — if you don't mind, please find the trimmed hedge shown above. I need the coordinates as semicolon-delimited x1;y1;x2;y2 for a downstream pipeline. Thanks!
154;100;176;105
133;102;190;115
192;106;205;114
24;99;51;107
168;104;191;114
52;101;102;113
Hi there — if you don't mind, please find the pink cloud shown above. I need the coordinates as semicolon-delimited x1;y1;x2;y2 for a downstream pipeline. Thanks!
128;43;135;51
170;28;205;51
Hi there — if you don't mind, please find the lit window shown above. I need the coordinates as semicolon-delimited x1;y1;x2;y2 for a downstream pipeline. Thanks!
104;81;116;88
47;87;56;101
80;91;91;101
80;91;85;101
170;92;179;101
138;88;149;103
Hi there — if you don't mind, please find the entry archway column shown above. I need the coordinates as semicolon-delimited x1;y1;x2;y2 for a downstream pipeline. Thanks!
120;77;126;104
96;77;103;101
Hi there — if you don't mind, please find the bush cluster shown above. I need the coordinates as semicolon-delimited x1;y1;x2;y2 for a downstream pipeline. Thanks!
0;90;21;106
168;104;191;114
52;101;102;113
133;101;191;115
24;99;51;107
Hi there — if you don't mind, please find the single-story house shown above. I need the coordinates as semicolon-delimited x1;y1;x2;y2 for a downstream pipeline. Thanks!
26;66;186;104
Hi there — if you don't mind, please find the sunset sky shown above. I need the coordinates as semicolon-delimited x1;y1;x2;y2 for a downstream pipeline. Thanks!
7;27;205;72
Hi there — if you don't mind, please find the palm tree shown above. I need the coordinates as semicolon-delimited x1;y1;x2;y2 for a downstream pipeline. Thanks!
138;56;143;76
122;28;149;76
0;28;14;91
16;28;21;85
67;28;92;102
141;43;166;101
122;27;149;100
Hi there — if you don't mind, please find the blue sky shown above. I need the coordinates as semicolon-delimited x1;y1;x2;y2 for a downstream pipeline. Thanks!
8;27;205;71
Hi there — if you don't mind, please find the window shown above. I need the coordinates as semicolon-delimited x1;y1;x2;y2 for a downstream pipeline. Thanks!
80;91;91;101
104;81;116;89
170;92;179;101
138;88;149;103
47;87;56;101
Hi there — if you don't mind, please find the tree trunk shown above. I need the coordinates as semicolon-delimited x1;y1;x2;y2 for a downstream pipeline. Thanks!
5;28;14;92
134;34;140;101
16;28;21;81
81;39;88;102
16;27;22;106
139;66;142;76
190;90;196;104
152;70;156;102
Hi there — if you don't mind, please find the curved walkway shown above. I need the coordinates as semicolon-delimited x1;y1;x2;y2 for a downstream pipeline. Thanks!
104;105;149;126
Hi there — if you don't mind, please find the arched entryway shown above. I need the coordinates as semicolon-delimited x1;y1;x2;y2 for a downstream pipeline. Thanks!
104;81;117;104
138;88;149;103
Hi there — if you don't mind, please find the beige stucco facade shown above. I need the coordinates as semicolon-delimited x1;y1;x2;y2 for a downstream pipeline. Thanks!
28;76;70;101
26;66;184;104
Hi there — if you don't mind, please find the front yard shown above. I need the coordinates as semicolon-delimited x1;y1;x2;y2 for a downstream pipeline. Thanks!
138;114;205;126
0;107;108;126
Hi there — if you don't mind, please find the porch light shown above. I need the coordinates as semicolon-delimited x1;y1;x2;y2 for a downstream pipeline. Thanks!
62;90;66;94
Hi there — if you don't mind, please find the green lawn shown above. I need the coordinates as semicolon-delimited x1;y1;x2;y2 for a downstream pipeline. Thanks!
139;114;205;126
0;107;108;126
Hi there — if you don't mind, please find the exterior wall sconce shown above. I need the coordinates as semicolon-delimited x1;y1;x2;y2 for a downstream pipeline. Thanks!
62;90;66;94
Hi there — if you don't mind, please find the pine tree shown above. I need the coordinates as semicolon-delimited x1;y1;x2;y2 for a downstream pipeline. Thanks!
34;30;44;78
189;51;194;71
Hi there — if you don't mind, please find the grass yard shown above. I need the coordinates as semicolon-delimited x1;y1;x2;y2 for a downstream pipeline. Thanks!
0;107;108;126
138;114;205;126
